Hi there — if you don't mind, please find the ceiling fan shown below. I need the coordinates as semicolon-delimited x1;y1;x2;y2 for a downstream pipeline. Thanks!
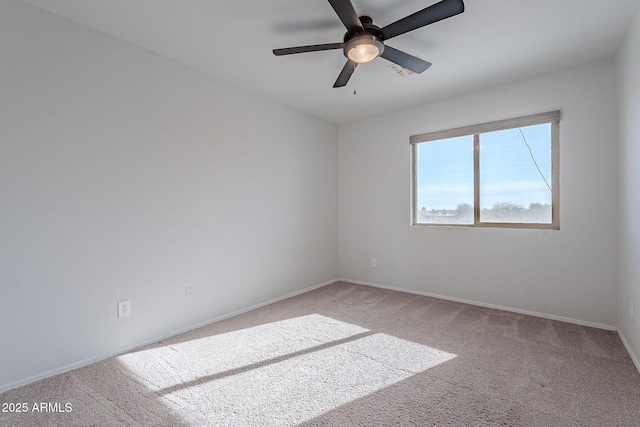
273;0;465;88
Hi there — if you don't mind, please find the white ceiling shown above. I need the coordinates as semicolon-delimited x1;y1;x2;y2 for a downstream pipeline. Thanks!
20;0;640;124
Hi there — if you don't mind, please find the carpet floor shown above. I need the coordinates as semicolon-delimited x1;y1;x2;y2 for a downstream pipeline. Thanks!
1;281;639;426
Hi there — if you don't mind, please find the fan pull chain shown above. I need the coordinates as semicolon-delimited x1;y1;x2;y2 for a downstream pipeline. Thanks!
353;63;357;95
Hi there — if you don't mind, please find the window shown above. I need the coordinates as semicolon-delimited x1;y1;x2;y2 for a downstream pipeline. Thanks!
411;111;560;228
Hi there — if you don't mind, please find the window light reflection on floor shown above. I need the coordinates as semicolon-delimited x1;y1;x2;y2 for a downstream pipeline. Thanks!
117;314;457;425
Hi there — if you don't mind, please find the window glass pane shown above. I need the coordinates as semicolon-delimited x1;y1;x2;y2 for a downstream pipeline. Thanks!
479;123;552;223
415;135;474;225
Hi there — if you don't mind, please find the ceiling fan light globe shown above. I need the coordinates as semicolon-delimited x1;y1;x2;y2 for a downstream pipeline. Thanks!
348;44;379;63
344;35;384;63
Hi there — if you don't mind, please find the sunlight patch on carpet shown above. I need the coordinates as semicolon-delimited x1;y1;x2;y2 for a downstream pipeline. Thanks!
117;314;370;390
117;314;456;426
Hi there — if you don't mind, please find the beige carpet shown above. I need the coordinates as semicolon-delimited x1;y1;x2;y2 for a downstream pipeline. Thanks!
2;281;639;426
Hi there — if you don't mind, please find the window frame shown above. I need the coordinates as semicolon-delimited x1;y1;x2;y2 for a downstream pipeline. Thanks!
411;111;560;229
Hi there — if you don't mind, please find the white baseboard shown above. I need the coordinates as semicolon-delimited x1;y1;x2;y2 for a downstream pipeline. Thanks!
0;278;339;394
5;277;630;394
617;329;640;375
339;278;617;331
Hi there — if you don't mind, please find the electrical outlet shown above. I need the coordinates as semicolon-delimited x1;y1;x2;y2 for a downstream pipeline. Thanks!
371;258;377;268
117;299;131;318
186;287;194;302
630;301;634;321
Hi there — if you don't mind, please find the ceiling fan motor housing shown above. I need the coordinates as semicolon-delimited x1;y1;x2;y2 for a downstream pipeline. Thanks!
343;16;385;62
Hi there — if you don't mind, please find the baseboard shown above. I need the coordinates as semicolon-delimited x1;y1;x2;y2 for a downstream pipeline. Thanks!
617;329;640;374
0;278;339;394
339;278;617;331
4;277;624;394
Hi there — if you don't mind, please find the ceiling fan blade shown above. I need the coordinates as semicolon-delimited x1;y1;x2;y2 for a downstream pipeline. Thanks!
380;45;432;74
379;0;464;40
273;43;344;56
327;0;365;33
333;59;358;87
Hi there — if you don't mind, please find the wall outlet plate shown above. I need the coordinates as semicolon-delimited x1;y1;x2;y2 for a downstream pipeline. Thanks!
186;287;194;301
630;301;634;321
117;299;131;318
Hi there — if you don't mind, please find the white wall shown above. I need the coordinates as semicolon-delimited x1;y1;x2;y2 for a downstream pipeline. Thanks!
616;4;640;368
0;0;338;391
339;61;618;328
